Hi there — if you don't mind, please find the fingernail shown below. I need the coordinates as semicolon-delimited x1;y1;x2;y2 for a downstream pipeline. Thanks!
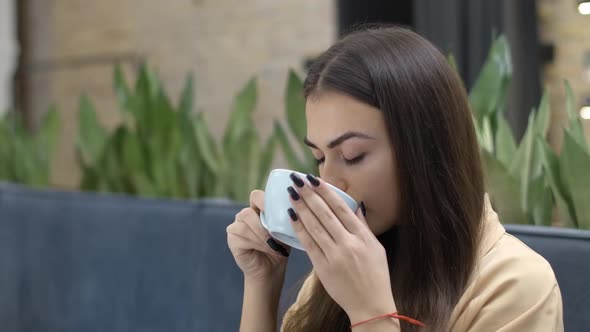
360;201;366;217
306;174;320;186
290;172;305;188
287;208;298;221
287;186;300;200
267;238;289;257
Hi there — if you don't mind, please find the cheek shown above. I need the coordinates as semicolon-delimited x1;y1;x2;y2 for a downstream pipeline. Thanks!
361;151;400;234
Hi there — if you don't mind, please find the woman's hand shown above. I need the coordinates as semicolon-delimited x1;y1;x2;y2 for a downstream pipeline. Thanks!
227;190;291;283
286;173;397;323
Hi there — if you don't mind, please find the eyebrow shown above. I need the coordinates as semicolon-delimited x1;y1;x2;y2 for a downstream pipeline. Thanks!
303;131;375;149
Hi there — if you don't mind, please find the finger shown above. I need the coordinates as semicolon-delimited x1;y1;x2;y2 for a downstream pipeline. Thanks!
227;232;283;258
304;174;366;236
237;208;290;254
227;222;286;257
289;173;348;241
236;208;269;244
288;186;336;252
287;208;327;265
249;190;264;213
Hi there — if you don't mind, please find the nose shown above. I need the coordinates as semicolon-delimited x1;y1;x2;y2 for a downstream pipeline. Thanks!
320;170;348;193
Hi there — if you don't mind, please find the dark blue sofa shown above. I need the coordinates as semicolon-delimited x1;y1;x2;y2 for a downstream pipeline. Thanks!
0;182;588;331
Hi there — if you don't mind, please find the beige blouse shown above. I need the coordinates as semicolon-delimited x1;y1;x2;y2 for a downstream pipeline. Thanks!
282;197;564;331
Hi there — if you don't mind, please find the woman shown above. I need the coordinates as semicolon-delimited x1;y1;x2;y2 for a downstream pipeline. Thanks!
226;26;563;331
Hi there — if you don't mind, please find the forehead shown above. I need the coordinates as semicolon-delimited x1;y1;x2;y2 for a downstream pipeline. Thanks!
305;92;386;142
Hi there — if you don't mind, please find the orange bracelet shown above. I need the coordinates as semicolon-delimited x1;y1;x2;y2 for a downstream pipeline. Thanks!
350;312;426;329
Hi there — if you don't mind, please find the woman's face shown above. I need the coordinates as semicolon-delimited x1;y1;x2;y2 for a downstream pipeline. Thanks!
305;92;400;235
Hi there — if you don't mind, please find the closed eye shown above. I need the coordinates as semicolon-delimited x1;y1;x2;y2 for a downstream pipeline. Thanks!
314;154;366;166
343;154;365;166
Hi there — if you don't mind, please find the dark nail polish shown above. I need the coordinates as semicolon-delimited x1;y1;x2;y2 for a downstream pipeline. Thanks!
287;186;300;200
306;174;320;186
287;208;298;221
267;238;289;257
360;201;367;217
290;172;305;188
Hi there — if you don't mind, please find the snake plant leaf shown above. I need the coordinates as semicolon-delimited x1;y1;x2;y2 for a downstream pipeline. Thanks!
77;95;107;166
469;36;512;124
223;78;257;157
539;138;577;228
259;129;278;189
480;115;494;153
286;70;307;142
482;149;526;224
130;173;158;197
114;65;132;109
179;73;195;115
529;91;552;179
564;81;588;152
36;105;60;168
193;112;220;174
121;128;144;175
447;53;459;72
243;130;262;202
13;136;45;186
275;121;307;172
560;132;590;229
508;107;542;213
133;64;161;135
526;171;553;226
494;112;516;167
177;142;200;198
534;92;551;139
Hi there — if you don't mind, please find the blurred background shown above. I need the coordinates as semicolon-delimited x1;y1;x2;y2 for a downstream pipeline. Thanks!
1;0;589;190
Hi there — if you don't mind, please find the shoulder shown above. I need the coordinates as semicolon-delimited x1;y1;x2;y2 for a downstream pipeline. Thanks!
450;233;564;331
482;233;558;293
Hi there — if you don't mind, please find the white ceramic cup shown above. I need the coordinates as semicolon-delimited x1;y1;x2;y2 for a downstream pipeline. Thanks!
260;169;358;251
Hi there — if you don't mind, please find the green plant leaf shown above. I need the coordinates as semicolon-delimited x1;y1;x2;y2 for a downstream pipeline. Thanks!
469;36;512;124
179;73;194;115
527;172;553;226
77;95;107;166
177;143;201;198
560;132;590;229
36;105;60;176
447;53;459;72
494;113;516;167
130;173;158;197
480;116;494;153
121;129;144;174
539;138;577;228
259;129;278;188
564;80;588;152
275;121;307;172
508;110;537;212
285;70;307;141
114;65;132;108
193;112;220;174
244;130;262;201
534;91;551;137
223;78;257;155
482;149;526;224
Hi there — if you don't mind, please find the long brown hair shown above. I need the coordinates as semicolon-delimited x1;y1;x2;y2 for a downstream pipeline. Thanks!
282;26;485;331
